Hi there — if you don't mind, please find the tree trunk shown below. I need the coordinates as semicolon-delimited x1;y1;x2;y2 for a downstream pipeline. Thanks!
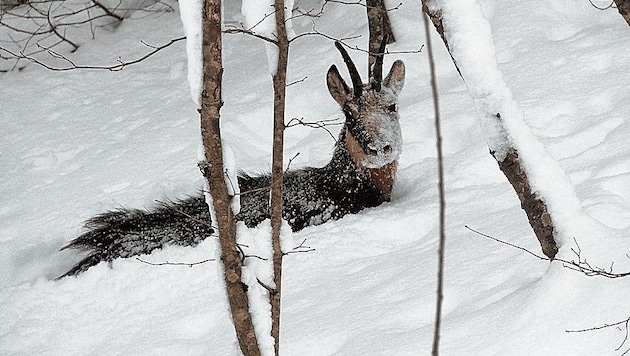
366;0;395;78
494;147;557;258
270;0;289;354
200;1;261;355
614;0;630;26
421;2;558;259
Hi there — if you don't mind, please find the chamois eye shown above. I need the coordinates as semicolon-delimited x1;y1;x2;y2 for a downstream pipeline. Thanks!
388;104;397;112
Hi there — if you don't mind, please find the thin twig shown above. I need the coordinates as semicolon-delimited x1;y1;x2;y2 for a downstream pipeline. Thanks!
155;199;217;230
136;257;215;267
424;10;446;356
465;225;548;261
257;278;277;295
465;225;630;278
0;36;185;71
285;152;301;172
566;316;630;355
284;238;316;255
287;76;307;87
285;117;342;142
588;0;615;10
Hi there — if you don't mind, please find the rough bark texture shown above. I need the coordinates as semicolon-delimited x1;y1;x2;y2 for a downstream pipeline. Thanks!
366;0;395;78
270;0;289;354
421;2;558;259
201;1;261;355
614;0;630;26
494;147;558;259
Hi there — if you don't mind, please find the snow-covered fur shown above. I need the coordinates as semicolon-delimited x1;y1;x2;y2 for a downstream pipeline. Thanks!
60;42;406;278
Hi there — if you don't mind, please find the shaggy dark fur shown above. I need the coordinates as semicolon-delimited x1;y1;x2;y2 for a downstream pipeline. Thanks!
59;130;389;278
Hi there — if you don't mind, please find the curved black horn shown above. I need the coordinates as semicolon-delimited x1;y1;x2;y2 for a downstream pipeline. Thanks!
334;41;362;97
372;34;389;89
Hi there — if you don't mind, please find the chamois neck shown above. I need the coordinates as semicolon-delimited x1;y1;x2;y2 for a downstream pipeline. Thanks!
329;129;397;201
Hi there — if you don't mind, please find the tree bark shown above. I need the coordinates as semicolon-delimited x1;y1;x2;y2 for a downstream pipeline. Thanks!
366;0;395;78
494;146;557;258
614;0;630;26
270;0;289;354
421;2;558;259
200;1;261;355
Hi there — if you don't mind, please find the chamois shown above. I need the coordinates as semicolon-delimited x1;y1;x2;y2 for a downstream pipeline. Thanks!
60;39;406;278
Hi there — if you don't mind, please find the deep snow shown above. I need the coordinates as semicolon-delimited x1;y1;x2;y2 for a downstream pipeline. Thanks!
1;0;630;355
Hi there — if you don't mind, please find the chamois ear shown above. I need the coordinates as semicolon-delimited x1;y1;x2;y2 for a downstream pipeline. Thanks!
383;60;405;95
327;64;350;106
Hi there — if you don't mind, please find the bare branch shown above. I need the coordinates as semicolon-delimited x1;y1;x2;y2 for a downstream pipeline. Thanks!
566;316;630;355
465;225;548;261
285;152;300;172
222;8;279;44
588;0;615;10
465;225;630;278
0;36;185;71
286;75;307;87
91;0;124;22
283;238;316;255
285;117;342;142
0;0;177;71
155;200;217;230
223;27;278;45
567;316;630;333
136;257;215;267
256;278;277;295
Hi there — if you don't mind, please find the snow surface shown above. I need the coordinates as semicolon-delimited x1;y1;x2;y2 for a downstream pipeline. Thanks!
2;0;630;355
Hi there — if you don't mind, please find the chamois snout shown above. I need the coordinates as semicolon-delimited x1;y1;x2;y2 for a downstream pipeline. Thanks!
362;134;401;168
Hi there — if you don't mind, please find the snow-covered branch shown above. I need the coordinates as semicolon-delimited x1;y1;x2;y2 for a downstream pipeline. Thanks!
422;0;597;259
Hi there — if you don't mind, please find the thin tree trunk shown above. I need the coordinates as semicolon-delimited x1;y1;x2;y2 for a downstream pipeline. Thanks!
422;11;446;356
614;0;630;26
366;0;395;78
200;1;261;355
421;2;558;259
270;0;289;354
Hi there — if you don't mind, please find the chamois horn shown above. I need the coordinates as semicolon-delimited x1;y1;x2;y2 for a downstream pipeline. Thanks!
334;41;363;98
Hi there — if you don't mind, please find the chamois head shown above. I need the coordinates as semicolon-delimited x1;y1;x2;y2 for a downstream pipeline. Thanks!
327;38;405;173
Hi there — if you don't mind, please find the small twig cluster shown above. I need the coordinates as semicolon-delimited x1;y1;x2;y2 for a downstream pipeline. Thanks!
0;0;175;71
464;225;630;278
1;36;185;71
285;117;343;142
284;238;316;255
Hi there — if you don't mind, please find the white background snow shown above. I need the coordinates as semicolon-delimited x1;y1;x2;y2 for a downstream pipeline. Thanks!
1;0;630;355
